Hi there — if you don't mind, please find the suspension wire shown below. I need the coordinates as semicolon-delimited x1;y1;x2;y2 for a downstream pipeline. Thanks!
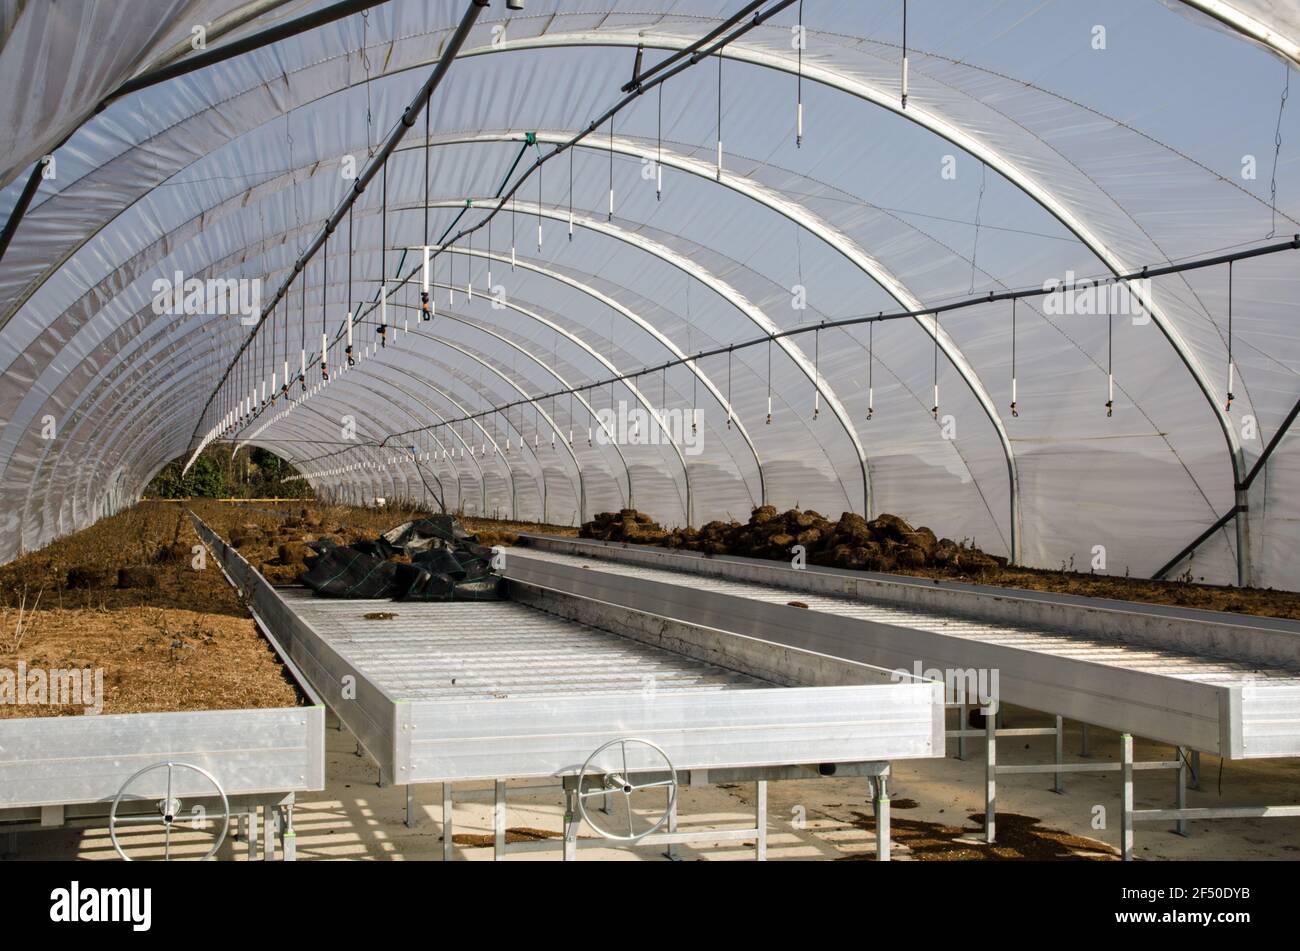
970;162;985;293
1269;65;1289;238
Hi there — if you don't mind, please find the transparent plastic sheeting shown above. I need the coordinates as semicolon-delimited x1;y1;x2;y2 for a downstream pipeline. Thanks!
0;1;1298;590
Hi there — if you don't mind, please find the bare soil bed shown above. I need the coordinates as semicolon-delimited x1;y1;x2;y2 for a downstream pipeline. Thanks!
579;506;1300;621
0;502;301;718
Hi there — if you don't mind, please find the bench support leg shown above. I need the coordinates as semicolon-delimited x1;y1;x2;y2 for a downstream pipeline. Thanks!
442;783;454;862
985;708;997;844
1121;733;1134;861
874;774;891;861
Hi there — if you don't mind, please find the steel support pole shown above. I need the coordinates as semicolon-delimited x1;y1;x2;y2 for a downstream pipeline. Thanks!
755;780;768;861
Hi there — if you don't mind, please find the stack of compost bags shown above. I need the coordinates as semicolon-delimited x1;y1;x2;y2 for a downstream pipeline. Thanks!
298;515;503;601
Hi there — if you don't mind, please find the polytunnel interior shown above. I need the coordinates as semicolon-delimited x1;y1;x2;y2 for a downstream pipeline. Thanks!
2;0;1300;592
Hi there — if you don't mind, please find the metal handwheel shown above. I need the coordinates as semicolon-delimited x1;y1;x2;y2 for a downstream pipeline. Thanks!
109;761;230;861
576;738;678;842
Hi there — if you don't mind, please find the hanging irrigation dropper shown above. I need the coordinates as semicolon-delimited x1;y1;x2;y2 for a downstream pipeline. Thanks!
796;0;804;147
299;271;307;393
567;145;575;239
421;245;432;319
1106;305;1114;418
813;324;820;419
536;154;544;252
282;294;291;397
1009;299;1018;417
726;347;734;429
1225;260;1235;412
321;233;329;381
657;84;665;199
346;205;356;366
901;0;909;110
867;317;876;420
716;52;724;181
931;312;940;419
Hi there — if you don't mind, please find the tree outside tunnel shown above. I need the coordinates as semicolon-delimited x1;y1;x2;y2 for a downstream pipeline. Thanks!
146;445;313;500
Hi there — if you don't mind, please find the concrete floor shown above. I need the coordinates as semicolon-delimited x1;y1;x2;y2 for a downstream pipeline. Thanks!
10;704;1300;861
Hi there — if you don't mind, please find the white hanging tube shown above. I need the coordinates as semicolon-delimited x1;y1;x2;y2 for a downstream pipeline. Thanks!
537;221;543;252
797;102;804;144
346;311;353;346
901;56;909;108
422;246;430;293
716;140;723;179
656;163;663;199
